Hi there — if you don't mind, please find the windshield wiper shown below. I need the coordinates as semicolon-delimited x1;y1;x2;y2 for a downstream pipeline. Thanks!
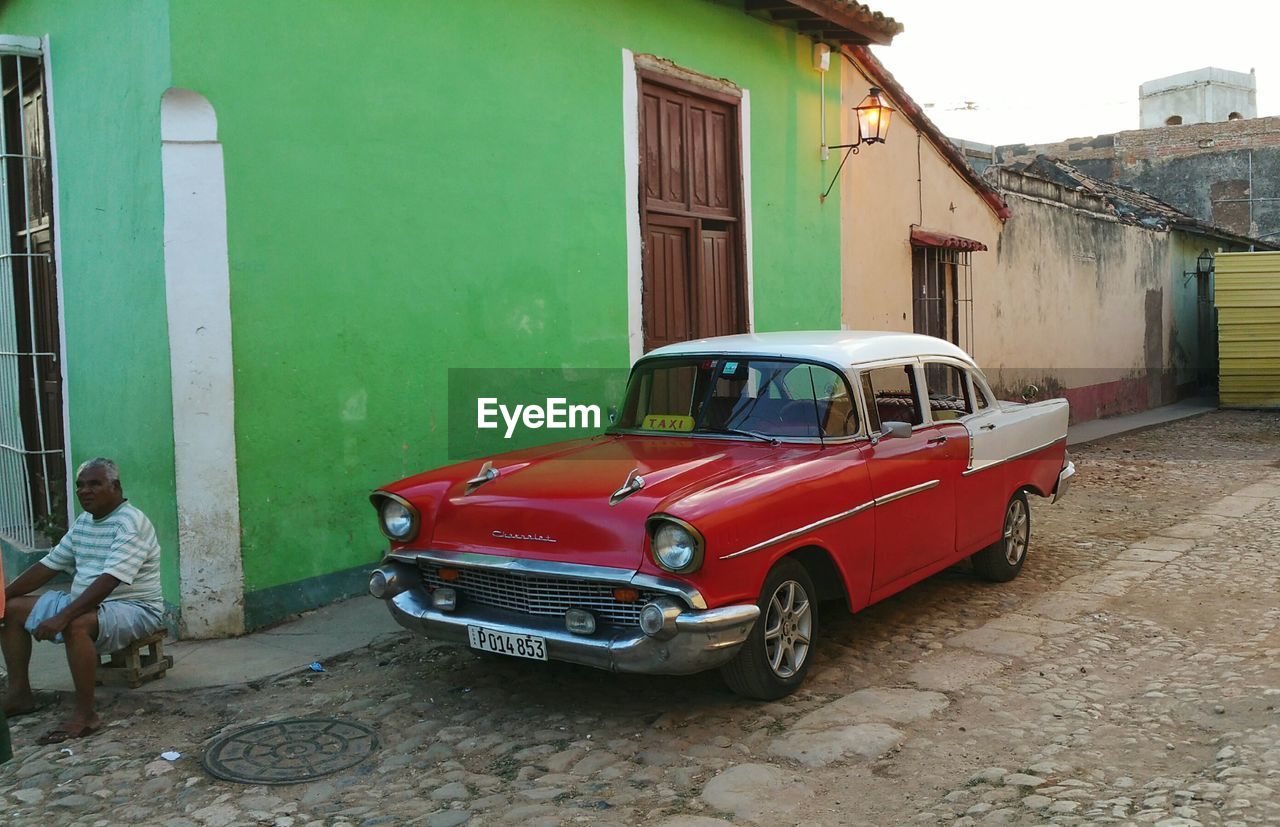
703;426;781;445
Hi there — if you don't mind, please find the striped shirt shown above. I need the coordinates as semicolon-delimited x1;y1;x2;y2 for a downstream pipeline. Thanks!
40;501;163;613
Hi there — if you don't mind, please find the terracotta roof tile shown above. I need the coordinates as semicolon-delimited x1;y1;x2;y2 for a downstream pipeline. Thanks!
998;156;1277;249
747;1;903;46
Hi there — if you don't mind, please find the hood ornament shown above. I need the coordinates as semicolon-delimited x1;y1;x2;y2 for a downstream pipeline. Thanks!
609;467;645;506
464;460;499;495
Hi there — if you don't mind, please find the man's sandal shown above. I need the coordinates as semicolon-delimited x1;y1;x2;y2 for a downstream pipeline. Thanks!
36;722;100;745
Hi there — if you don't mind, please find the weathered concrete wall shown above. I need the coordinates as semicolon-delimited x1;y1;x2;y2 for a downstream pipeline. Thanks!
997;117;1280;239
840;60;1004;351
981;169;1176;421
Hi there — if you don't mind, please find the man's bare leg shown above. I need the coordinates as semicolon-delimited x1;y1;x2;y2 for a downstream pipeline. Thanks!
59;613;102;734
1;596;39;715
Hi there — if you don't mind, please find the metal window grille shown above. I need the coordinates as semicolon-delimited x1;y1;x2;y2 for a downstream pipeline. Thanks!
0;43;66;551
912;246;973;352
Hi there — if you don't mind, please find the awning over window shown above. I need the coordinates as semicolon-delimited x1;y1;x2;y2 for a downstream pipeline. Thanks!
910;227;988;252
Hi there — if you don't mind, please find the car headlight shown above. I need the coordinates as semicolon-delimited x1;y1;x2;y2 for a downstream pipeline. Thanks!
373;493;419;542
647;516;704;574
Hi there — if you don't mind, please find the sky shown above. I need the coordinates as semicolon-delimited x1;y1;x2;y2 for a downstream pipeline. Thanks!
864;0;1280;146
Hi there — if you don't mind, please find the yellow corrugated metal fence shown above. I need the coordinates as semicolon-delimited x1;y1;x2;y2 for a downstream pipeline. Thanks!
1216;251;1280;407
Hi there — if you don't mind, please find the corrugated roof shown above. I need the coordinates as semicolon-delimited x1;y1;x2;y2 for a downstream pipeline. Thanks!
745;1;903;46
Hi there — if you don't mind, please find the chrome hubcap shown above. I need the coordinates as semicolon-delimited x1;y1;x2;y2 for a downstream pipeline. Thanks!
763;580;812;678
1002;498;1029;566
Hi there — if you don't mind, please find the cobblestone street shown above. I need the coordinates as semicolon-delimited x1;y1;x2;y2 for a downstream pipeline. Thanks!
2;409;1279;826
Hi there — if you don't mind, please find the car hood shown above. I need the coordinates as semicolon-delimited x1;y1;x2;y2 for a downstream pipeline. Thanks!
398;435;780;570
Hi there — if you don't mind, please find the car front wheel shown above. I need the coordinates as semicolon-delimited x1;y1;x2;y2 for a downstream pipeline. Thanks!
972;491;1030;582
720;558;816;700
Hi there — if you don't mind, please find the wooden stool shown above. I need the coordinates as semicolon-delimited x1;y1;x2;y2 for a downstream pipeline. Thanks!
96;631;173;688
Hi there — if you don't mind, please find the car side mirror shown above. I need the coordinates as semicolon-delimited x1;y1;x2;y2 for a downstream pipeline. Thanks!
873;421;912;443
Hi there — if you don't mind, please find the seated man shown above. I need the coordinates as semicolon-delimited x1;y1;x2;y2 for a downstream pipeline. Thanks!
1;458;164;744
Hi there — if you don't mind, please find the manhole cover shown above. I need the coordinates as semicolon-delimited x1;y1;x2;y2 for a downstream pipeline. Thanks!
201;717;379;784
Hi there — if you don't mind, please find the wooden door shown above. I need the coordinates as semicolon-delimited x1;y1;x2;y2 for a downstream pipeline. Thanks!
639;74;746;353
642;216;696;352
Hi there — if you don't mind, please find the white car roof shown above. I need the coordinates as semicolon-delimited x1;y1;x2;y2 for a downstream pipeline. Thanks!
643;330;977;368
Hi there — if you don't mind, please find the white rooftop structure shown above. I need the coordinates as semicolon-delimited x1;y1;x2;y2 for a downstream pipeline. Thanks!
644;331;976;368
1139;67;1256;129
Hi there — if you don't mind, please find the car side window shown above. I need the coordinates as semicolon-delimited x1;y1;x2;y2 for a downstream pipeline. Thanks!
809;364;859;437
865;364;923;427
923;362;973;421
968;371;992;410
769;363;860;437
860;373;880;433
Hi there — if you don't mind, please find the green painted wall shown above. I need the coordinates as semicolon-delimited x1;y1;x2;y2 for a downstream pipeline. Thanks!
0;2;180;610
166;0;842;626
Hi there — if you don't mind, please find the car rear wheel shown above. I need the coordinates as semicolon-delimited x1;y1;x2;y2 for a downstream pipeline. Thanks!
972;491;1030;582
721;558;816;700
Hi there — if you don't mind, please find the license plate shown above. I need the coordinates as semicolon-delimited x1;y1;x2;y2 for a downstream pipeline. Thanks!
467;625;548;661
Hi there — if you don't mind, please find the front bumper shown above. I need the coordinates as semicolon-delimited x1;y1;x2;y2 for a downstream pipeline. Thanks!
1052;460;1076;504
377;569;759;676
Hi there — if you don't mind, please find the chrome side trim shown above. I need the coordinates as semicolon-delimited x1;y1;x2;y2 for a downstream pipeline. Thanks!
387;549;707;610
873;479;939;507
719;500;874;561
717;479;942;561
962;435;1067;477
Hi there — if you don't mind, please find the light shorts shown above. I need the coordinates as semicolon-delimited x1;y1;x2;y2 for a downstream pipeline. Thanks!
24;590;164;655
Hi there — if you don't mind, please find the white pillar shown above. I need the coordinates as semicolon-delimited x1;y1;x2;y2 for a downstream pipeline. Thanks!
160;88;245;637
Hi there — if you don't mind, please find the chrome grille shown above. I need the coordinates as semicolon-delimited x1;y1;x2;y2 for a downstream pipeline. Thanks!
418;562;664;626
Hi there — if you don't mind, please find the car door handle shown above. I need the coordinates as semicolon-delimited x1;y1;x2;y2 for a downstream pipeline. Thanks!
979;424;996;431
926;435;948;446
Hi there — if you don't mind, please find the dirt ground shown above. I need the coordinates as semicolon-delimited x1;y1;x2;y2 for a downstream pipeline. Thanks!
2;409;1279;826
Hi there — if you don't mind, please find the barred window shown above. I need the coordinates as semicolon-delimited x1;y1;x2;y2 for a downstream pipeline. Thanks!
911;245;973;352
0;40;67;551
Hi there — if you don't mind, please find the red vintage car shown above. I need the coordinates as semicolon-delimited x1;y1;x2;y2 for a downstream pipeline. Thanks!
369;332;1074;699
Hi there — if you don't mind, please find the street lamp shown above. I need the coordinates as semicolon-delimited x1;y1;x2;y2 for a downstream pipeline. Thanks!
1183;249;1215;286
821;86;896;201
853;86;893;145
1196;249;1214;276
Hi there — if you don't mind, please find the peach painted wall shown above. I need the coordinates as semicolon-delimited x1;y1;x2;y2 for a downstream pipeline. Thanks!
838;59;1003;355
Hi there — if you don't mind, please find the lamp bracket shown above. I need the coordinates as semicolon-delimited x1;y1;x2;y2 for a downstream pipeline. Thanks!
820;144;860;202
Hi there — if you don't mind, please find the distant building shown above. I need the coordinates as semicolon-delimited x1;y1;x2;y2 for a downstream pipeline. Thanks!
994;119;1280;241
951;139;996;174
988;67;1278;241
1139;67;1256;129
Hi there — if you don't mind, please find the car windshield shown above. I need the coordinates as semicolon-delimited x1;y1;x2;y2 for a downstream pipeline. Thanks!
613;356;859;439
